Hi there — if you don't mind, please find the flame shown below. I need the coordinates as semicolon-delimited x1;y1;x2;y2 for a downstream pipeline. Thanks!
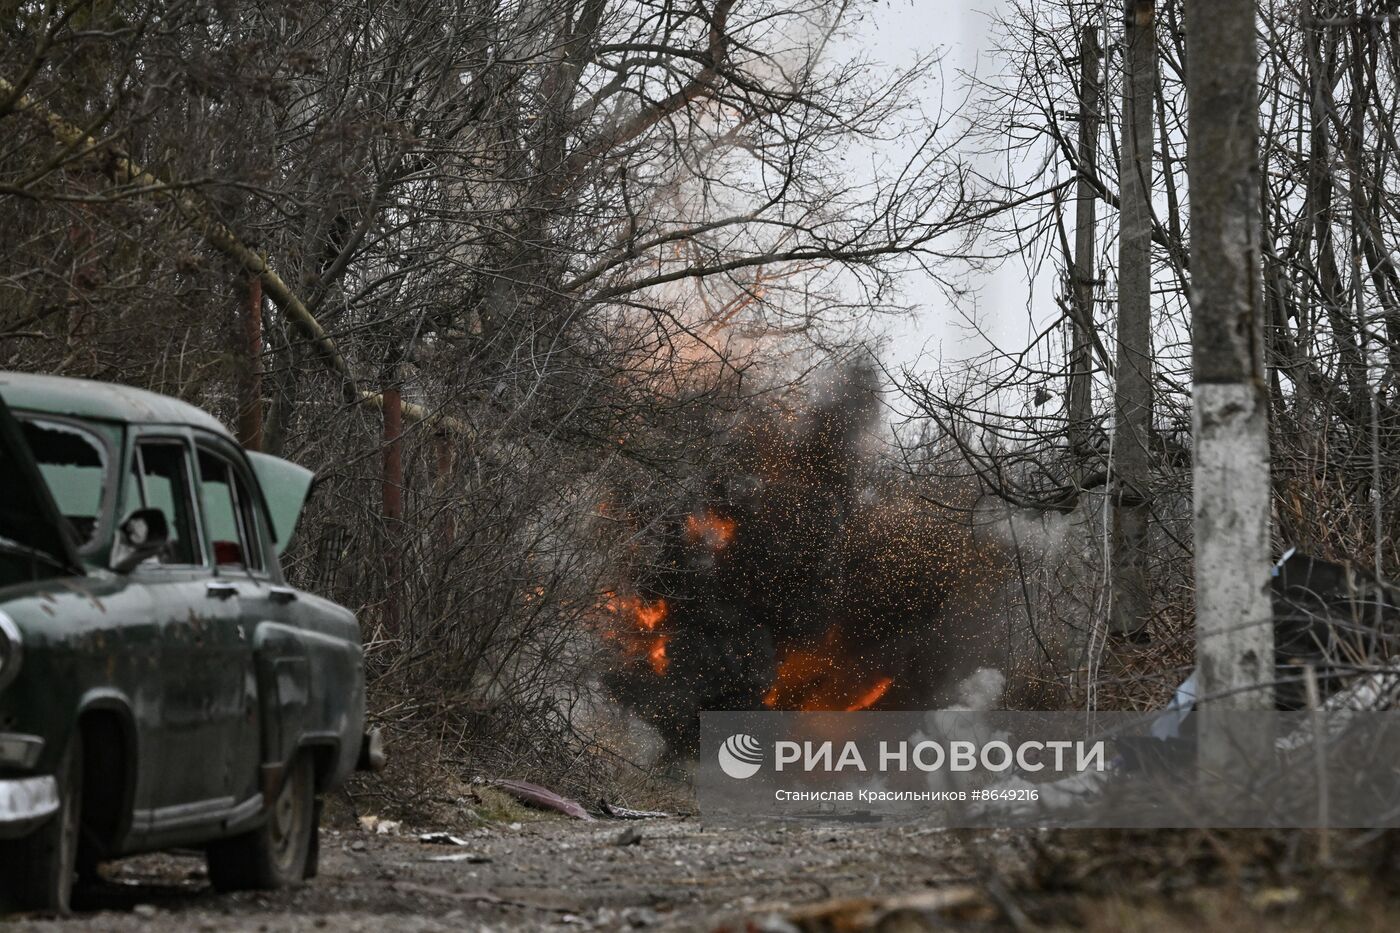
685;510;736;551
601;593;667;627
763;641;838;710
635;599;667;631
599;586;892;710
648;637;669;674
761;627;893;712
845;677;893;712
598;593;670;675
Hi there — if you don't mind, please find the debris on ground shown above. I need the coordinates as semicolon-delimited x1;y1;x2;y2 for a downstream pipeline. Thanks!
422;853;493;864
744;886;997;932
612;826;643;847
599;800;671;820
419;832;471;846
490;778;596;821
358;815;401;835
33;815;1399;931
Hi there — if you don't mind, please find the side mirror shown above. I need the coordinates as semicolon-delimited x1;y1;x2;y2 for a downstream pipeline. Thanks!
111;508;170;574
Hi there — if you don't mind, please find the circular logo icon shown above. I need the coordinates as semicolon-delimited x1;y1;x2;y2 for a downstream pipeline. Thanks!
718;733;763;779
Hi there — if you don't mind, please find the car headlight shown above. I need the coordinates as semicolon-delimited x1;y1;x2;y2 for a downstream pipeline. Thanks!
0;610;22;692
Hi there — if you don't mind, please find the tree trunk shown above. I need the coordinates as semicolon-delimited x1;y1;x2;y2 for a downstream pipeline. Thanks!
1069;25;1101;485
382;381;404;636
1183;0;1273;710
236;274;264;451
1111;0;1157;636
434;428;456;546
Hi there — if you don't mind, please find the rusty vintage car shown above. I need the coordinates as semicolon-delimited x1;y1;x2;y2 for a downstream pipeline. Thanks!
0;372;375;913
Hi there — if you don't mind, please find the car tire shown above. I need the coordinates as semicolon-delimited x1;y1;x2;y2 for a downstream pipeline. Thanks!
0;733;83;914
206;755;316;891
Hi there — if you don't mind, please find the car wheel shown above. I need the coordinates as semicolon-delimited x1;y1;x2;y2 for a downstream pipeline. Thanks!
206;755;316;891
0;733;83;914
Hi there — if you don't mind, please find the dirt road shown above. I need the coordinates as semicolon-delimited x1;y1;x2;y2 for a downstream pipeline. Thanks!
10;816;1018;931
10;815;1400;931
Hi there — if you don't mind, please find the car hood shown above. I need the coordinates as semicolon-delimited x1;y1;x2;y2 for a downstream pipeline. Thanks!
0;392;83;575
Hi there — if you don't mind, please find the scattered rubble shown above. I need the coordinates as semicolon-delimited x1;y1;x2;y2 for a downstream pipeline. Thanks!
599;800;671;820
743;887;997;932
418;832;470;846
358;815;402;835
612;826;643;847
21;800;1395;931
422;853;492;864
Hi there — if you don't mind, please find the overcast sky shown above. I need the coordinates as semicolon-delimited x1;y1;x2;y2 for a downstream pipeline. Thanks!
843;0;1056;381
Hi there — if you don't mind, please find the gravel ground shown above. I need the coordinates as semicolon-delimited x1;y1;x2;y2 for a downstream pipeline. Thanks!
11;815;1400;931
7;817;1013;932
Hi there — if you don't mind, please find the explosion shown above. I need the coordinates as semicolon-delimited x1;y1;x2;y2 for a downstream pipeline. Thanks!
601;594;671;674
598;366;1008;752
685;511;737;551
761;627;896;711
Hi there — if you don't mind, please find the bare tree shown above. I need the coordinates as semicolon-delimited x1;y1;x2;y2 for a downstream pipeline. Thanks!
0;0;981;784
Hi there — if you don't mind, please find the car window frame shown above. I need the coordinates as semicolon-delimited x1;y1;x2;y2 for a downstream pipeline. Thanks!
124;428;209;571
12;411;119;560
193;434;275;581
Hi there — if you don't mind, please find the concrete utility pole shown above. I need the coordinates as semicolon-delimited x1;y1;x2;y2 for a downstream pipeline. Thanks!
1183;0;1274;710
1068;25;1100;487
1111;0;1157;637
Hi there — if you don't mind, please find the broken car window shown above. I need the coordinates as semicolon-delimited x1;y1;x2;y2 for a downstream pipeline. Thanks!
129;441;200;565
19;418;108;548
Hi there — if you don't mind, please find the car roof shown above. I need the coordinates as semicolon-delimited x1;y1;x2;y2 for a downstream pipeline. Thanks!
0;371;234;440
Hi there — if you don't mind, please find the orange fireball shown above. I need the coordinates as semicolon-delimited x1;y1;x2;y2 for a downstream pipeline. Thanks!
648;637;669;674
685;510;736;551
598;593;671;675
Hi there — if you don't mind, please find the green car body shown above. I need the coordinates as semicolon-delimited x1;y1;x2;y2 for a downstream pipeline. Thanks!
0;372;367;904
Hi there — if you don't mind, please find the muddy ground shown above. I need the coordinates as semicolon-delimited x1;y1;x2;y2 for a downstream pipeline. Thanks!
10;809;1400;931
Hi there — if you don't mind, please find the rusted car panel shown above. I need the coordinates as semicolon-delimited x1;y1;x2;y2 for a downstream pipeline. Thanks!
0;372;367;911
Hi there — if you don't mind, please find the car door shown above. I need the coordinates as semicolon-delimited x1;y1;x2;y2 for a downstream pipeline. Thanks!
192;437;268;807
3;411;167;823
124;428;248;820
